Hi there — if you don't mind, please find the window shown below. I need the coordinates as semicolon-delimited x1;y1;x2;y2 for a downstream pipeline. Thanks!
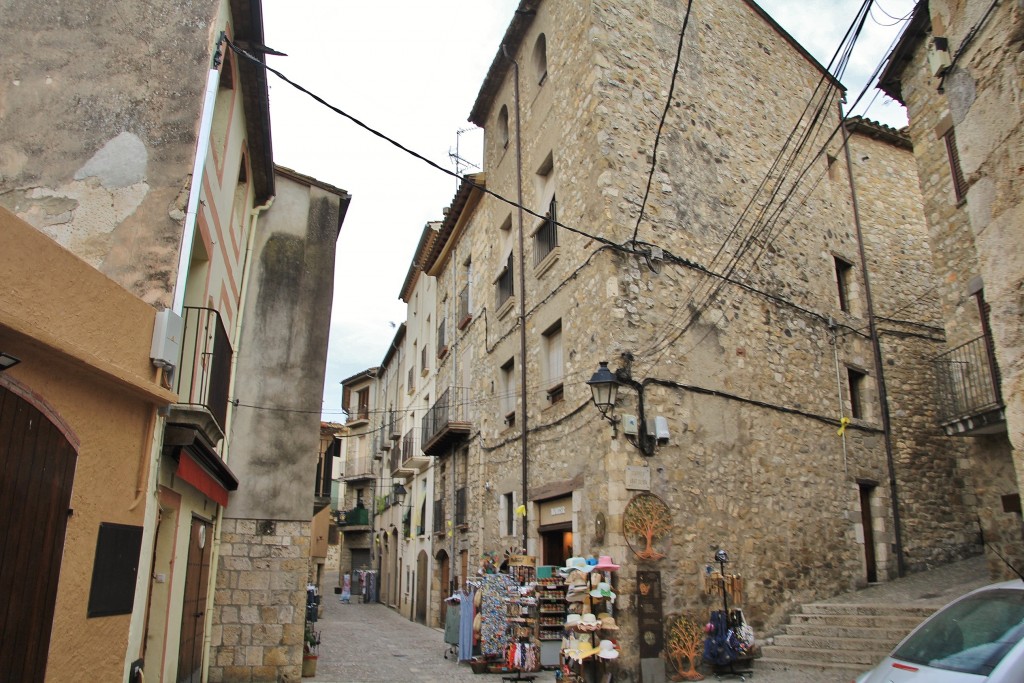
533;33;548;85
407;365;415;394
498;105;510;149
437;319;447;358
847;368;867;420
459;257;473;328
543;320;563;403
826;153;838;181
421;344;429;375
500;358;516;427
503;492;515;537
356;387;369;421
534;195;558;265
496;252;514;307
834;256;854;313
944;127;967;203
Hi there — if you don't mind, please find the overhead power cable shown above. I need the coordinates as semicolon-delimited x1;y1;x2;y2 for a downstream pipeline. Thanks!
225;38;620;250
630;0;696;244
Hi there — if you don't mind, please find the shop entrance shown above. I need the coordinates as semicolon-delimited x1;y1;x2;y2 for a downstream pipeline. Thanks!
415;550;428;624
859;482;878;583
540;524;572;567
436;550;450;626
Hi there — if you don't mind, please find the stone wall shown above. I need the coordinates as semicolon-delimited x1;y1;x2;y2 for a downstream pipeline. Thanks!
209;518;310;683
425;1;996;677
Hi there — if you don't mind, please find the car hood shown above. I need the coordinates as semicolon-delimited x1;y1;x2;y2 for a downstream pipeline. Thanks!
860;658;986;682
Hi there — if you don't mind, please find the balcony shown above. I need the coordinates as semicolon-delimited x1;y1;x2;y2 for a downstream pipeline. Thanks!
421;387;472;456
343;455;375;483
389;438;414;476
169;306;233;442
337;505;370;528
346;404;370;426
933;334;1005;436
401;428;431;472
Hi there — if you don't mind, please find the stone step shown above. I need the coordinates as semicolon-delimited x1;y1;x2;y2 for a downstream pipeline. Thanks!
783;622;914;641
771;633;895;653
755;656;867;674
788;612;926;630
759;643;884;667
800;602;936;618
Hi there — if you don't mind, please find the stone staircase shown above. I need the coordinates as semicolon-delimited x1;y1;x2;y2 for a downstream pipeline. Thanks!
758;601;937;673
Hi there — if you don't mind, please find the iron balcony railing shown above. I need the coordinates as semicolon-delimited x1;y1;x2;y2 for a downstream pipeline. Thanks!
175;306;232;431
337;506;369;527
433;498;445;534
455;486;467;526
933;334;1003;423
344;455;374;481
421;387;472;455
389;440;402;474
345;404;369;423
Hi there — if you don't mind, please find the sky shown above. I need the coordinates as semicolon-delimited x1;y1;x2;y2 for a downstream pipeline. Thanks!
259;0;915;420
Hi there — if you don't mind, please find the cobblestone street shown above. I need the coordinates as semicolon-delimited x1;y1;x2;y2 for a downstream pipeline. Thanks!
306;574;859;683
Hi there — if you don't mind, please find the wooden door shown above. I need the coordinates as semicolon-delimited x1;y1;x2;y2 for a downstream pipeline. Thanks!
436;551;449;625
177;517;212;682
859;484;878;583
415;550;428;624
0;385;77;683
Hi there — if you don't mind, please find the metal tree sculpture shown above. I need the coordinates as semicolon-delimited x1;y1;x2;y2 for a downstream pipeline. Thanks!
665;614;705;681
623;493;672;560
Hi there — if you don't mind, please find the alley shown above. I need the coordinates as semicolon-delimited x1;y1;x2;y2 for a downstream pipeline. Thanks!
308;575;853;683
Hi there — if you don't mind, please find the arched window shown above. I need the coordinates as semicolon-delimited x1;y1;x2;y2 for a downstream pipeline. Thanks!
498;104;510;149
533;33;548;85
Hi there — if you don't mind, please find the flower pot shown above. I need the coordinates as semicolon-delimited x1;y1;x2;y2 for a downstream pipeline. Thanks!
302;654;318;677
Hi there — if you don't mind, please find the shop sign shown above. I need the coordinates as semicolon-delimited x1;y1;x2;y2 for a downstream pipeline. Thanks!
626;465;651;490
636;570;665;659
540;496;572;525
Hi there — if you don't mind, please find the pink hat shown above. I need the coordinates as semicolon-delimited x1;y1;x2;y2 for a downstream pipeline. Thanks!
593;555;620;571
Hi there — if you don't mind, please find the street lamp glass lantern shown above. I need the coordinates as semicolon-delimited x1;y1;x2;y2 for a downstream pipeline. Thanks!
392;482;407;506
587;361;619;417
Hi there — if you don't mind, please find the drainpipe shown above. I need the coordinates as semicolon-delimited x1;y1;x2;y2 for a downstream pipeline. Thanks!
172;32;225;315
502;44;530;555
840;111;905;577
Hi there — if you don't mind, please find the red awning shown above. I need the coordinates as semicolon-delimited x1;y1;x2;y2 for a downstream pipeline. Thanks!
176;450;230;507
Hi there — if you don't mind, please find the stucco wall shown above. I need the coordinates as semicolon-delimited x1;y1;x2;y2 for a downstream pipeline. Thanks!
0;208;173;682
0;0;223;306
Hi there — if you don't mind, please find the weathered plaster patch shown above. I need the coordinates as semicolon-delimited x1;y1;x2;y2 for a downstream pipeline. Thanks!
74;131;148;188
21;179;149;267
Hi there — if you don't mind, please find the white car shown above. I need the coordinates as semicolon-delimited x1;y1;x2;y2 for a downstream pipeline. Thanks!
855;580;1024;682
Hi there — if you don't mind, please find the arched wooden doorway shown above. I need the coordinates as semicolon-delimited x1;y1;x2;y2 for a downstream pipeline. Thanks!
436;550;450;627
0;384;77;682
415;550;428;624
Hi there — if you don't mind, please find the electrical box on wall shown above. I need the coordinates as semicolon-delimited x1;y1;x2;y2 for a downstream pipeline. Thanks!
928;36;951;77
622;414;638;435
150;308;184;370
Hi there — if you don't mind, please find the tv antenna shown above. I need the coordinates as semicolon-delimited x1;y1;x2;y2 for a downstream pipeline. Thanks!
449;126;480;186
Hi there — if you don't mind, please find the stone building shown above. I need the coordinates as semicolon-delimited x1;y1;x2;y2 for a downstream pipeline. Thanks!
401;0;992;677
0;1;348;680
879;1;1024;575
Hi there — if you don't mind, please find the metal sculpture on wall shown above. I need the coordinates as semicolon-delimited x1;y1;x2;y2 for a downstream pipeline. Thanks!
665;613;705;681
623;492;672;560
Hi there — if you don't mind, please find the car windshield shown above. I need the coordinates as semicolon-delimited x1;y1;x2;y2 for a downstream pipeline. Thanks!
892;588;1024;676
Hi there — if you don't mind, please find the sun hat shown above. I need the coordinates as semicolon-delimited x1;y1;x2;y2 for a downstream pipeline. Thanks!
598;640;620;660
570;641;601;662
593;555;621;571
590;581;617;600
566;569;589;587
563;635;581;658
581;612;598;625
560;556;594;574
564;613;582;628
598;613;619;630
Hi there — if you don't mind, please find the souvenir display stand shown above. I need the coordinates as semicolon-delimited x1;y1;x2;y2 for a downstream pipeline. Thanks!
535;569;568;668
502;556;540;680
702;550;756;681
559;556;622;683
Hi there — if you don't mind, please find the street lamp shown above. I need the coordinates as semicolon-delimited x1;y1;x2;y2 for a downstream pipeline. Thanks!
392;482;407;507
588;354;655;456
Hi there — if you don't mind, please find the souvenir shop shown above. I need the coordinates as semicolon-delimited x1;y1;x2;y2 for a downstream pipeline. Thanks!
443;552;624;681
